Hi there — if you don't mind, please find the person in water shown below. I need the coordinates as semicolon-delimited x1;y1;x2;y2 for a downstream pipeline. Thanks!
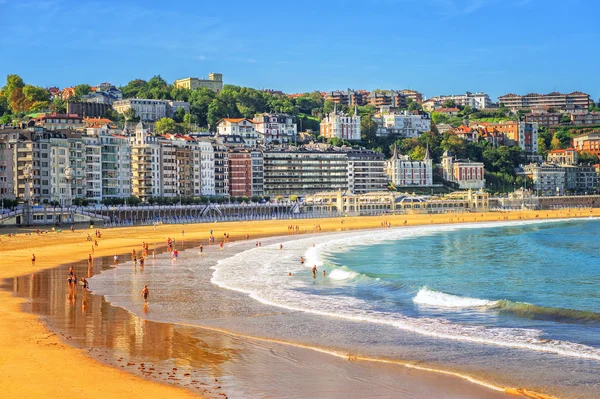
312;265;317;278
300;256;305;264
141;285;149;302
322;270;326;276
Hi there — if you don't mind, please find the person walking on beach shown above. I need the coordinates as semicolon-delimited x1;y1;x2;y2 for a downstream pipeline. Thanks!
31;253;36;266
88;254;93;266
280;243;283;250
141;285;149;302
113;255;118;264
199;245;203;254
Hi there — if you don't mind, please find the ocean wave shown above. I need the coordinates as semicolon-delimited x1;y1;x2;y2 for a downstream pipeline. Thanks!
414;288;600;324
328;267;361;280
413;287;497;308
211;229;600;361
495;300;600;324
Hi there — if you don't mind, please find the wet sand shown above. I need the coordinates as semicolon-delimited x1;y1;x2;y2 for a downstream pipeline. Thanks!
2;210;594;398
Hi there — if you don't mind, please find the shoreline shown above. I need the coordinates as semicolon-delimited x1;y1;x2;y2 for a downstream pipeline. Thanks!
2;210;597;398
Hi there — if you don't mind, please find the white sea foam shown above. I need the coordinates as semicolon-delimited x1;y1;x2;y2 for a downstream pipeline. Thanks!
413;287;498;308
328;268;360;280
211;219;600;361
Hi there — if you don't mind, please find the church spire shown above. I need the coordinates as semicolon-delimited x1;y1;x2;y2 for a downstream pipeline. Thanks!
424;143;431;160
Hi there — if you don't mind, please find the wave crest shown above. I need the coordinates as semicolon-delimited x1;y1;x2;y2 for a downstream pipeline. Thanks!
413;287;497;308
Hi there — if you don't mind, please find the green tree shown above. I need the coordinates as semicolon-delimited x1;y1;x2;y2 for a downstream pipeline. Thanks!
442;99;456;108
154;117;176;134
51;97;66;113
173;107;186;123
122;79;148;99
360;114;378;143
431;112;448;125
121;107;139;122
74;84;92;97
410;145;426;161
550;135;562;150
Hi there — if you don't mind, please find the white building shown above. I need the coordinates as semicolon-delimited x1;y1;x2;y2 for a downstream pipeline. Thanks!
216;118;259;147
522;163;566;196
130;122;161;201
320;105;361;141
442;150;485;189
375;111;431;138
253;113;297;144
430;92;493;109
114;99;168;122
197;139;216;196
346;149;388;194
386;145;433;186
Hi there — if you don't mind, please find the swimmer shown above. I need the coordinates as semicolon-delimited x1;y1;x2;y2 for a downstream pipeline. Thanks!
322;270;327;276
288;272;293;276
280;244;283;250
300;256;305;264
141;285;149;302
312;265;317;277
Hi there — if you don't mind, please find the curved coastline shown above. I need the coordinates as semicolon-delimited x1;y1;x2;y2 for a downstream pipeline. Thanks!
2;211;598;398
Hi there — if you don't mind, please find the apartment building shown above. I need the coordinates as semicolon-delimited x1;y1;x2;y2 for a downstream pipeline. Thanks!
430;92;493;109
367;91;407;110
262;145;349;196
547;148;578;165
174;73;223;93
525;112;561;128
114;99;168;122
323;89;367;106
400;90;423;103
130;122;161;202
386;145;433;187
498;92;591;111
211;139;229;197
442;151;485;189
34;113;83;130
253;113;297;144
346;149;388;194
521;164;566;195
471;121;538;153
572;132;600;156
375;111;431;138
571;112;600;126
227;148;253;197
320;105;361;141
216;118;259;146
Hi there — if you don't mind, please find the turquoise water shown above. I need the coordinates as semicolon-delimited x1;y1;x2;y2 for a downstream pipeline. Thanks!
325;219;600;351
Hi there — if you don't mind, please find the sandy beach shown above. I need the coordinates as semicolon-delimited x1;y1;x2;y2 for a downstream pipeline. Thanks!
1;209;597;399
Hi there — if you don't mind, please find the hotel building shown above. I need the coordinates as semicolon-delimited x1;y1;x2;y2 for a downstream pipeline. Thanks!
387;145;433;187
174;73;223;93
320;105;361;141
498;92;591;111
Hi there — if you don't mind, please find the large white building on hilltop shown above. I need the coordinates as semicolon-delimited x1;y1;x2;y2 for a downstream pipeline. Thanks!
386;145;433;186
375;111;431;138
320;105;361;141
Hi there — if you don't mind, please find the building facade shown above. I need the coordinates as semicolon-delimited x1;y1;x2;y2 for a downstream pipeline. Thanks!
525;112;561;128
442;151;485;189
174;73;223;93
498;92;591;111
522;164;566;195
573;132;600;157
346;149;388;194
227;148;253;197
571;112;600;126
375;111;431;138
263;145;349;196
113;99;168;122
430;92;493;109
386;146;433;187
320;105;361;141
547;148;578;165
253;113;297;144
216;118;259;146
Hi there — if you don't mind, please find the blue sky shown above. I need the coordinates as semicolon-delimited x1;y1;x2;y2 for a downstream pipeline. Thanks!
0;0;598;101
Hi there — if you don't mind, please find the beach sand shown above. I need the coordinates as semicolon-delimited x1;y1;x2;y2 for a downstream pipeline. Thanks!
1;209;595;398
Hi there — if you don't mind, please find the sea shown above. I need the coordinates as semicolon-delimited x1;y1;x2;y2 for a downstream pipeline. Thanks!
89;218;600;398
